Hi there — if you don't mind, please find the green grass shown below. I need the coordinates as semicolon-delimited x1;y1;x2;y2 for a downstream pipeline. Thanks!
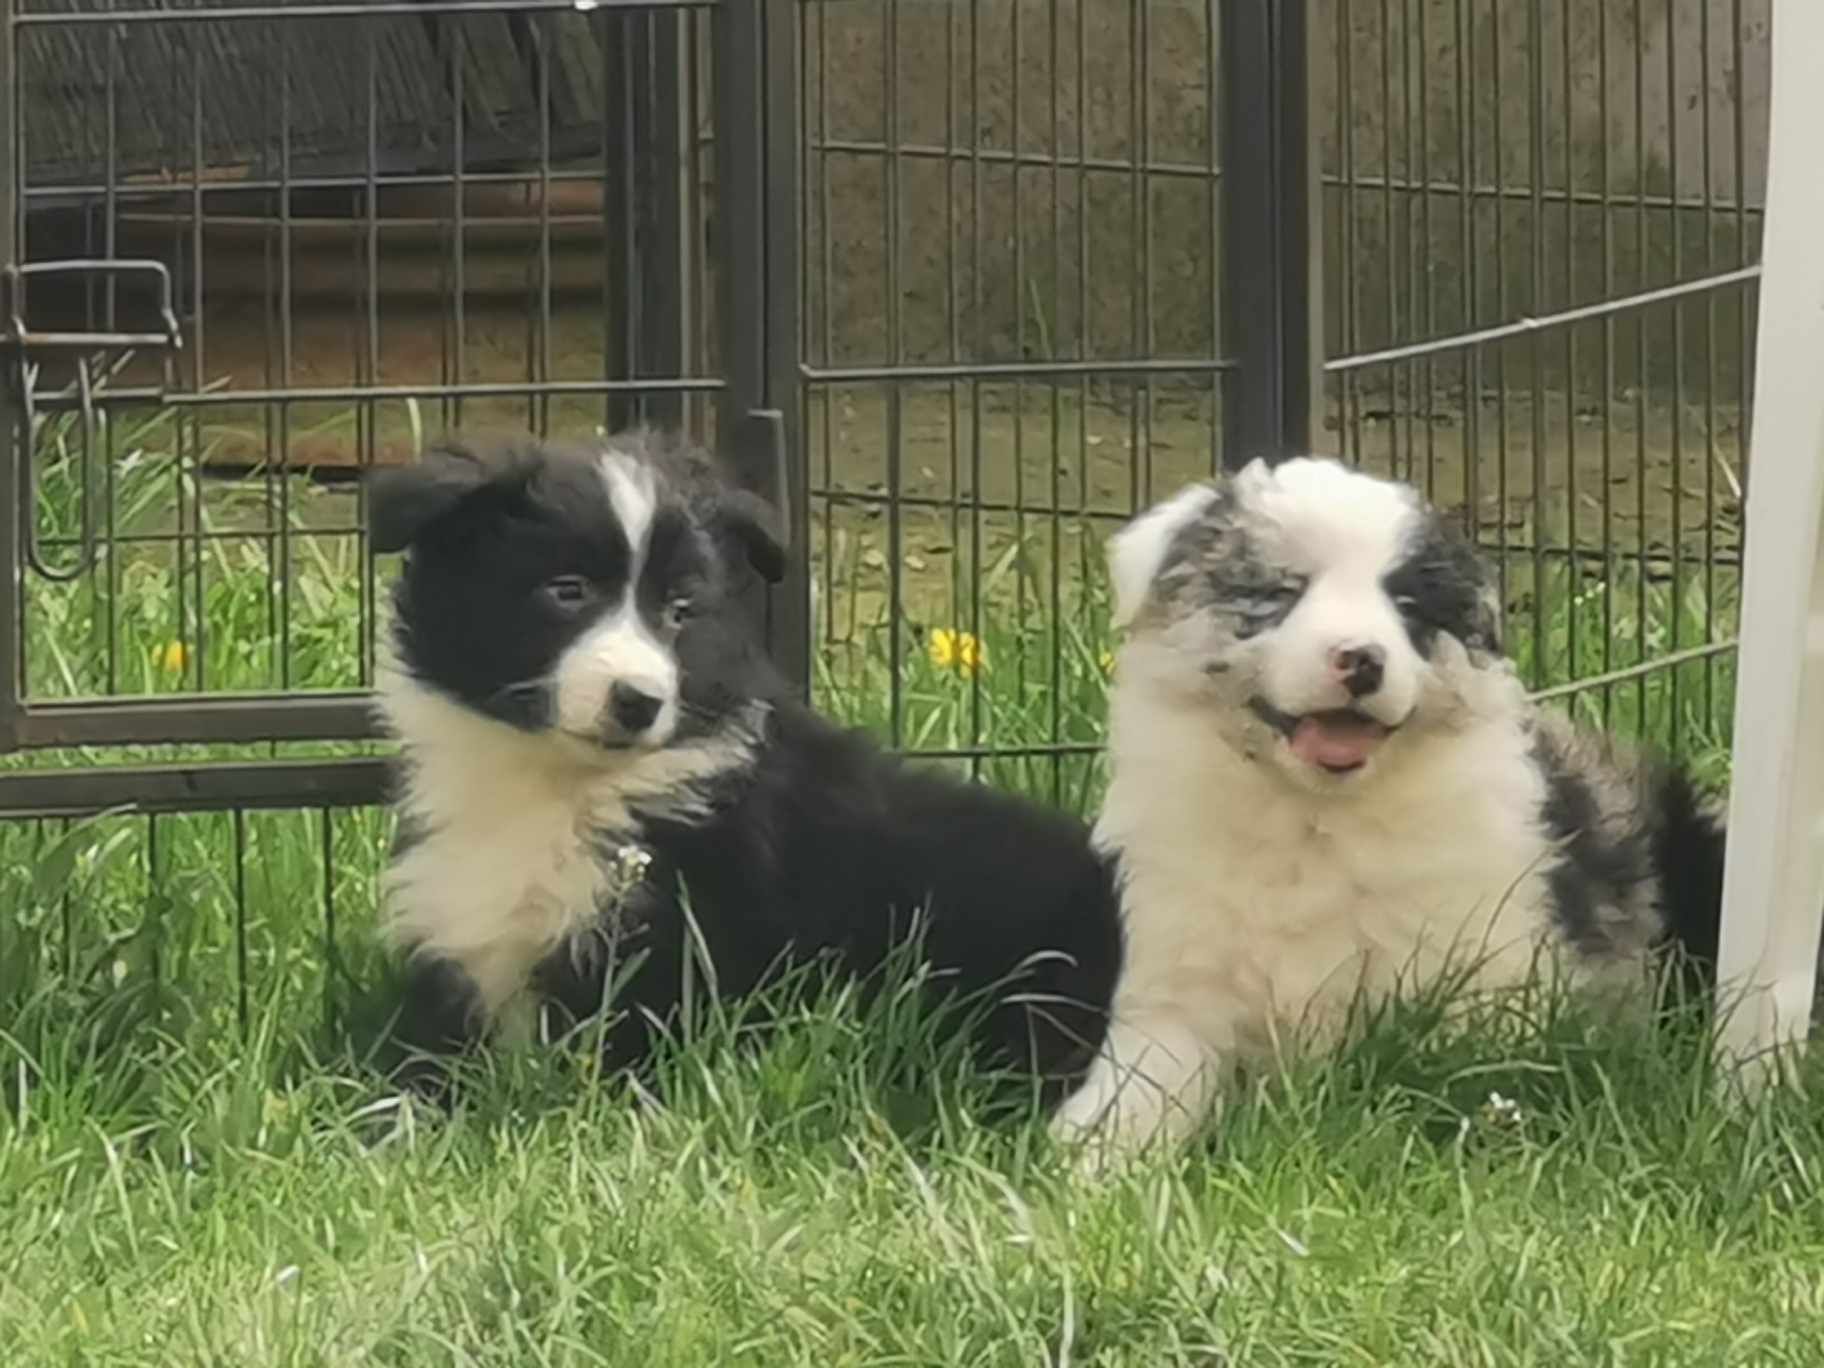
7;968;1824;1363
1;402;1793;1366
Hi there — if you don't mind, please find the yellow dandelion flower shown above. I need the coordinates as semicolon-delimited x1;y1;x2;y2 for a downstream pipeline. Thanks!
927;627;986;678
152;640;188;675
1098;648;1116;676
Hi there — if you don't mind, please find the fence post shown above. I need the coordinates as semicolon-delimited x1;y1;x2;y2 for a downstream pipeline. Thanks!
761;0;805;691
603;12;687;433
1714;0;1824;1082
715;0;807;694
0;0;19;752
1220;0;1322;469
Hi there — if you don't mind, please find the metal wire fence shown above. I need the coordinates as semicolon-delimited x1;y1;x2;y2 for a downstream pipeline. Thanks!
801;1;1235;812
0;0;749;1038
0;0;1766;1039
1319;0;1763;764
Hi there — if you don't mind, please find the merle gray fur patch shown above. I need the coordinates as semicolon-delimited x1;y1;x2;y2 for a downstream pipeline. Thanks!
1529;721;1655;958
1149;485;1309;639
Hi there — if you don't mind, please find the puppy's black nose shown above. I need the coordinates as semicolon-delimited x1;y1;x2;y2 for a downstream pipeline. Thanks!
1331;643;1386;698
608;681;663;734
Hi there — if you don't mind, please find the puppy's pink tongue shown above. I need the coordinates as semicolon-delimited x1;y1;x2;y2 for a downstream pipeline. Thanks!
1289;711;1387;769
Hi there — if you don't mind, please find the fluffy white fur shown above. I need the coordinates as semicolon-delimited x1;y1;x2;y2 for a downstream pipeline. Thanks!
1053;457;1654;1167
1108;482;1220;628
376;664;763;1021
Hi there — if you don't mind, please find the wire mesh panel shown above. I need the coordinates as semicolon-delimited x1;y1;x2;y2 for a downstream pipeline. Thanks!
0;802;390;1050
0;0;730;789
1;0;1309;818
798;0;1255;812
0;0;1771;1042
0;0;774;1043
0;0;762;1043
1317;0;1767;771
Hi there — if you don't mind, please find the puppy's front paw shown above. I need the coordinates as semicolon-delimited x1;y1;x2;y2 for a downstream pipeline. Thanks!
1049;1072;1159;1179
1049;1020;1224;1177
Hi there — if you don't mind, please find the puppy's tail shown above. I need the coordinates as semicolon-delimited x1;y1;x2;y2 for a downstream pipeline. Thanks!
1648;763;1728;994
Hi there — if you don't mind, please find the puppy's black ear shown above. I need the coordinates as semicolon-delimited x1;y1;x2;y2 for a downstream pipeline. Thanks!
368;444;494;554
707;489;788;585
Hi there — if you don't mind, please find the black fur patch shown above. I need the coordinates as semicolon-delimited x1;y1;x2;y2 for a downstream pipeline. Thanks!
1645;763;1726;982
1382;511;1501;657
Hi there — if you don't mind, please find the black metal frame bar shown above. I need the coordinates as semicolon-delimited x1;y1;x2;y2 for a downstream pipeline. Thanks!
717;0;806;694
1221;0;1319;467
5;694;375;748
0;0;17;760
0;757;393;818
604;9;689;433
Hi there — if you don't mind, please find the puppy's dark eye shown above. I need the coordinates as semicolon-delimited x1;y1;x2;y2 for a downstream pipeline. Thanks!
663;597;694;631
543;575;593;611
1392;591;1443;633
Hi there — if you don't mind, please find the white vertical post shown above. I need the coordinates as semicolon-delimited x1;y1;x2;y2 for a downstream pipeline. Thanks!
1715;0;1824;1076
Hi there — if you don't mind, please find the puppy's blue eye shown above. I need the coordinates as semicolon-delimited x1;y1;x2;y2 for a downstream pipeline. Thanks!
1228;580;1305;639
1245;584;1303;615
544;575;592;610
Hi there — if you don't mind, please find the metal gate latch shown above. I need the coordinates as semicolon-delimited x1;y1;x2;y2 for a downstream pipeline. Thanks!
0;258;184;580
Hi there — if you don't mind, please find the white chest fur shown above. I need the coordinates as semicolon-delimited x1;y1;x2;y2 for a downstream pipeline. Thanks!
1095;695;1561;1059
1054;691;1572;1161
376;670;759;1018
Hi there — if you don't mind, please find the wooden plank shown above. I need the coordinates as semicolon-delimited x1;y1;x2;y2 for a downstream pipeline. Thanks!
1715;0;1824;1080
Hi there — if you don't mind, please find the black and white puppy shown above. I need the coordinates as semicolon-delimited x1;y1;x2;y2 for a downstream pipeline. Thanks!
368;429;1119;1098
1051;455;1726;1164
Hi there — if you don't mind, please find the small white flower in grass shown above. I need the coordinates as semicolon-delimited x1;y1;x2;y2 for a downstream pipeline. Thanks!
1479;1090;1524;1129
1456;1090;1526;1145
605;843;654;910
